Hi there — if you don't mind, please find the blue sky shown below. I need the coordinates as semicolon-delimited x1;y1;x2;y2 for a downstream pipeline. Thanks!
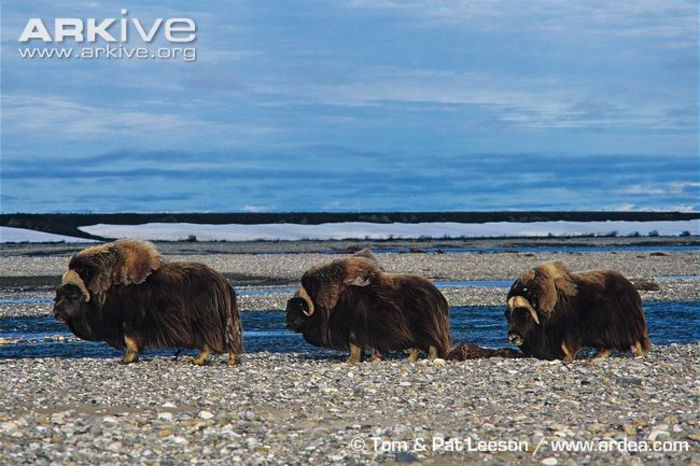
1;0;697;213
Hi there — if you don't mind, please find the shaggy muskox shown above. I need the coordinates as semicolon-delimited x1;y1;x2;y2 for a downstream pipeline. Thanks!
505;261;651;362
53;239;242;365
285;250;450;364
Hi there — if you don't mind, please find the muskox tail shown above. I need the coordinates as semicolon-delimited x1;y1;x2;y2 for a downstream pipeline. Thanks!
225;285;243;355
447;342;523;361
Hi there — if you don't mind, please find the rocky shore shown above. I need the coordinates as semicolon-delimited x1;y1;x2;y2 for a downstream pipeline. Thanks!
0;240;697;464
0;345;698;465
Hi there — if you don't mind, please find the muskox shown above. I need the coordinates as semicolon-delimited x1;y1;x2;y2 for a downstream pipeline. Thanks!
505;261;651;362
53;239;242;365
285;250;451;364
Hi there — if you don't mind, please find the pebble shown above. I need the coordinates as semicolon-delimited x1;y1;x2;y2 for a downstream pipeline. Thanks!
157;412;174;421
648;429;670;441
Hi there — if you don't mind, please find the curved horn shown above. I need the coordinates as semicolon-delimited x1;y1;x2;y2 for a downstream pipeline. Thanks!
61;269;90;302
507;295;540;325
527;306;540;325
297;286;315;317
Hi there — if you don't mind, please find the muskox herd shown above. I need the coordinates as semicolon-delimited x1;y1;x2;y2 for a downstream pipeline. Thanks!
53;239;651;365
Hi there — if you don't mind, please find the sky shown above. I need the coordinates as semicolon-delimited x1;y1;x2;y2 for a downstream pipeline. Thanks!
1;0;698;213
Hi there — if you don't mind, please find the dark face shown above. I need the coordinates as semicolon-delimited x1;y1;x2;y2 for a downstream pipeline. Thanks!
505;280;539;346
285;297;311;332
53;284;85;322
506;307;537;345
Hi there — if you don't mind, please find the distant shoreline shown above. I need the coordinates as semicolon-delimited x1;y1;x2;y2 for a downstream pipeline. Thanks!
2;211;698;241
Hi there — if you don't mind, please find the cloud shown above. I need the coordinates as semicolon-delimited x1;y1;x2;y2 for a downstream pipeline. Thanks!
613;203;697;213
228;64;694;131
617;181;700;196
1;149;697;212
1;94;278;154
344;0;696;44
242;205;269;213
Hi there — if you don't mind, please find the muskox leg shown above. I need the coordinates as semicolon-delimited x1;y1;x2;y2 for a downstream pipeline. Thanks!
347;344;363;365
632;341;646;358
591;348;612;362
369;348;382;363
227;352;238;366
561;342;574;363
407;348;420;363
121;335;139;365
428;346;438;360
193;344;210;366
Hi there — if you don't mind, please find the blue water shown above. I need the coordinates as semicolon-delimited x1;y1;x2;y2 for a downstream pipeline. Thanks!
0;297;51;304
0;302;696;360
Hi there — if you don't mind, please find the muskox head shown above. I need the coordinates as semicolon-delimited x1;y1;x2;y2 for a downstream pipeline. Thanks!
505;261;577;345
53;239;161;321
285;250;379;332
53;270;91;322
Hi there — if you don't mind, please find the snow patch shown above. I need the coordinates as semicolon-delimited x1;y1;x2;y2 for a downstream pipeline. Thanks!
79;220;699;242
0;226;95;243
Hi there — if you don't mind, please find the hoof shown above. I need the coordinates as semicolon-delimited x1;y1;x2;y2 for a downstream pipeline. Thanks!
406;348;420;363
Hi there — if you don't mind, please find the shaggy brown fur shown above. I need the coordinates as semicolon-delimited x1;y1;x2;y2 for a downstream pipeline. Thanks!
53;240;242;365
505;261;651;362
285;250;450;364
447;342;522;360
67;239;161;304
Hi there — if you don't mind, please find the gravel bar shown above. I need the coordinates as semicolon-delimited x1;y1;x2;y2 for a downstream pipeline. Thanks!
0;345;698;465
0;248;697;317
1;250;698;281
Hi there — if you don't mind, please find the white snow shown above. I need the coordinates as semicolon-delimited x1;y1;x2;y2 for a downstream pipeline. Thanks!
0;226;95;243
79;220;699;242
